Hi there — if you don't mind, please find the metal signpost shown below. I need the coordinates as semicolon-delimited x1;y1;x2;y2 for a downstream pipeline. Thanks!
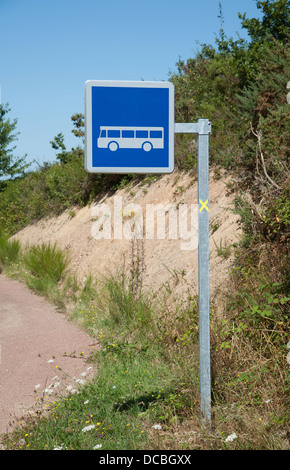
85;80;211;428
176;120;211;428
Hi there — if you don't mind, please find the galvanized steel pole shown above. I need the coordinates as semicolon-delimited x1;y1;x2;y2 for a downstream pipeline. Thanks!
197;119;211;428
175;119;211;428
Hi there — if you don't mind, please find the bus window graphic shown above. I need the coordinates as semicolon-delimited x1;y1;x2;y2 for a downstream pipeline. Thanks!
97;126;164;152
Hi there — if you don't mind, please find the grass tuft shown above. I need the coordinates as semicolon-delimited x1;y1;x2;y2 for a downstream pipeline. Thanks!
0;235;21;267
23;242;69;284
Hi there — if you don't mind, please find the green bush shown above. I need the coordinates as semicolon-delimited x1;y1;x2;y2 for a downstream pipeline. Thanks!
0;151;105;236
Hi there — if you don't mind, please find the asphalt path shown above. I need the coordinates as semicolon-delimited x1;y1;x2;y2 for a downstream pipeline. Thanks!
0;274;97;436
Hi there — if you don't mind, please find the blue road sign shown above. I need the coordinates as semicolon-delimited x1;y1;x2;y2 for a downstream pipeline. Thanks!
85;80;174;173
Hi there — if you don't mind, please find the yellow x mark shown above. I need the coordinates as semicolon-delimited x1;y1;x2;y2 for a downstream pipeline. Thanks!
199;199;209;213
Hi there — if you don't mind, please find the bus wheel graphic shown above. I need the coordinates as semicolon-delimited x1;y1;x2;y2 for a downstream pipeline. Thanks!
142;142;152;152
109;141;119;151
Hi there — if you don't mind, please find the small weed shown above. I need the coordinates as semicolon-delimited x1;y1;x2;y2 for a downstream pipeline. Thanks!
210;217;221;234
213;238;232;258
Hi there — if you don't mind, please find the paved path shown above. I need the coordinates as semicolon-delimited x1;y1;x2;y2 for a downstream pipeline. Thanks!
0;274;97;436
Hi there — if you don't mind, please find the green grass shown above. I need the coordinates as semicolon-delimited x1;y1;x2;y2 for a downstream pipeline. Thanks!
23;242;69;283
1;240;289;450
213;238;232;259
0;235;21;267
8;351;176;450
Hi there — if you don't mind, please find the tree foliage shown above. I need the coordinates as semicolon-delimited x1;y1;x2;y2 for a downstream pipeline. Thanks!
71;113;85;140
0;104;28;183
50;132;70;164
239;0;290;44
50;113;85;164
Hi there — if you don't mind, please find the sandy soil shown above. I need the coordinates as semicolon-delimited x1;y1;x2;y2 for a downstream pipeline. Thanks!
12;169;241;303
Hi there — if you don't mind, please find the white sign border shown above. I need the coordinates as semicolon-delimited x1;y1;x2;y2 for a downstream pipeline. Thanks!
85;80;175;174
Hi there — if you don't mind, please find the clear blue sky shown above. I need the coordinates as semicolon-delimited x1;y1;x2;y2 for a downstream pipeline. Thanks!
1;0;262;169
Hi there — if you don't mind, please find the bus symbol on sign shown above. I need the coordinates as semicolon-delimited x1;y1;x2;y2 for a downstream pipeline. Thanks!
97;126;164;152
85;80;174;174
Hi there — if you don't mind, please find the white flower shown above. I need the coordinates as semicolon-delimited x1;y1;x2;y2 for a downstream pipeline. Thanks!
225;432;237;442
53;446;64;450
47;359;54;363
84;400;89;404
82;424;95;433
34;384;41;389
76;379;85;385
152;424;162;430
93;444;102;450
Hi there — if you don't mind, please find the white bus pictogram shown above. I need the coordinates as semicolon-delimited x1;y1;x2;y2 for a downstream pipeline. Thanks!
97;126;164;152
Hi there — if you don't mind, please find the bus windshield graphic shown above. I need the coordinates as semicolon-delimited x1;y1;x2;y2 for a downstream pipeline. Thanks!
97;126;164;152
